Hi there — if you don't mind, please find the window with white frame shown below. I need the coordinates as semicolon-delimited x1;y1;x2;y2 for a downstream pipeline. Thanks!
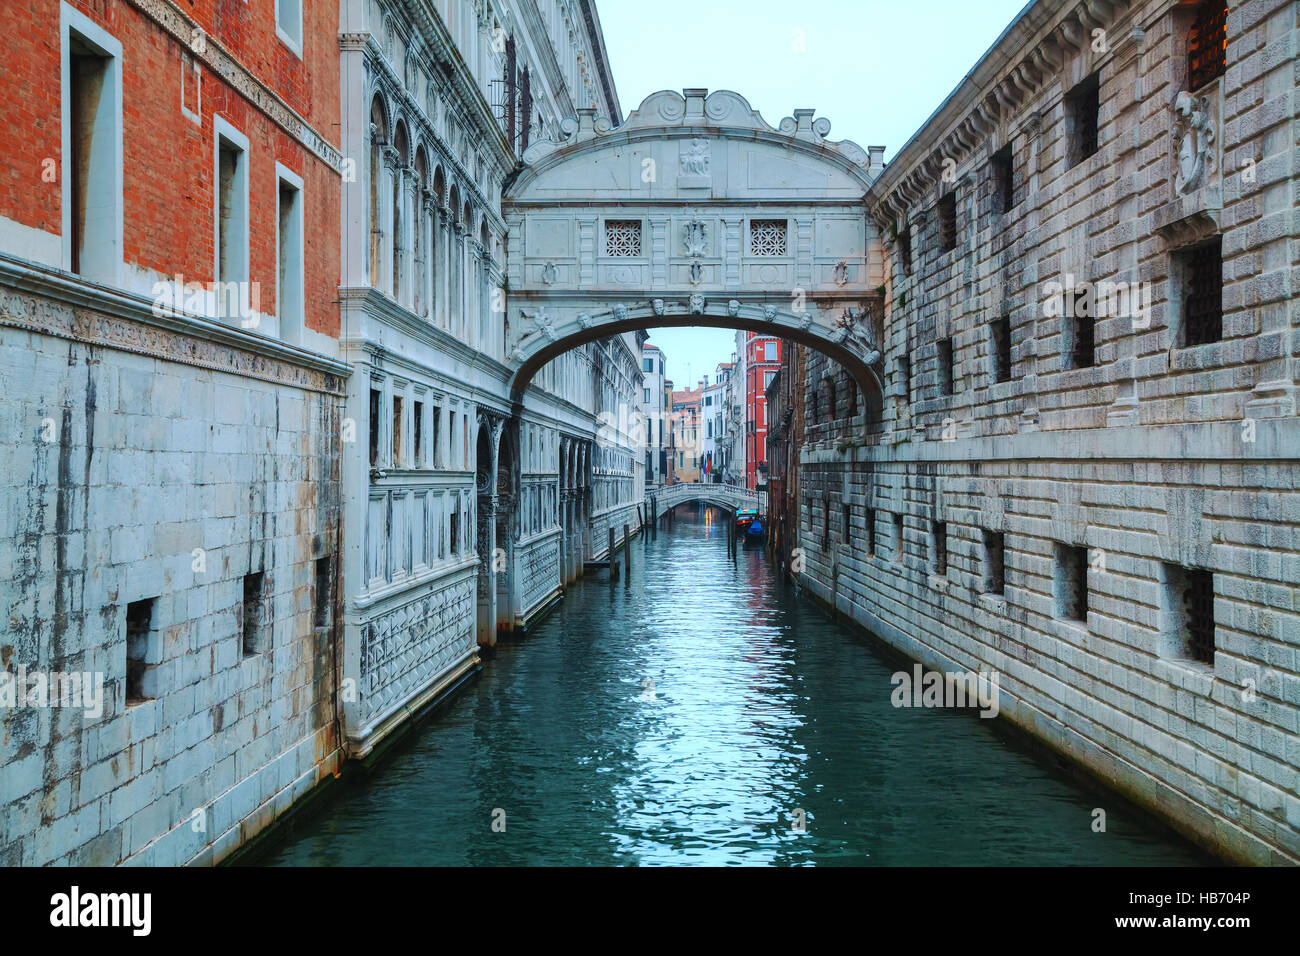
276;165;304;343
276;0;302;55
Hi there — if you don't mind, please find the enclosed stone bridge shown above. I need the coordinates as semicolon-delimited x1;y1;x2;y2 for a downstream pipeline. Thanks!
502;88;890;420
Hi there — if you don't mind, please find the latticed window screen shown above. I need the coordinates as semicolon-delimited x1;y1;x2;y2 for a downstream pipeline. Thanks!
1183;237;1223;346
1187;0;1227;91
604;220;642;257
750;219;787;256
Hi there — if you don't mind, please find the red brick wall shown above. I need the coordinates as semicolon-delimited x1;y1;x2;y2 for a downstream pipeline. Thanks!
0;0;341;337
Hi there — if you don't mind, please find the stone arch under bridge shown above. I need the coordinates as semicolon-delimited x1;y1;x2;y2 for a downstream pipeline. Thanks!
503;88;889;423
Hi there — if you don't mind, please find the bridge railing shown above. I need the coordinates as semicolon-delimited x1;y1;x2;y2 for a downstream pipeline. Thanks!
643;481;765;516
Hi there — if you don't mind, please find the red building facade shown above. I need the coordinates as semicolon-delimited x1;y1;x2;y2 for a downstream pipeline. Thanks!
744;333;781;489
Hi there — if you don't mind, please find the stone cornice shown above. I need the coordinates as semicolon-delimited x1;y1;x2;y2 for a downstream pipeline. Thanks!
867;0;1135;227
128;0;342;173
0;256;350;395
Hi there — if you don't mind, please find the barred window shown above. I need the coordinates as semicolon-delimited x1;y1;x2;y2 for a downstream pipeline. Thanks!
1187;0;1227;91
938;193;958;252
750;219;787;256
605;220;642;257
1067;72;1101;167
991;315;1012;383
1178;236;1223;346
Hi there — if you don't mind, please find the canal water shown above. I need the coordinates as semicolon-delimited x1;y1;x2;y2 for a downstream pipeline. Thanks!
262;505;1203;866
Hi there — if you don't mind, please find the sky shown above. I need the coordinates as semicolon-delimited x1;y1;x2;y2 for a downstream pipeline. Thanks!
596;0;1031;386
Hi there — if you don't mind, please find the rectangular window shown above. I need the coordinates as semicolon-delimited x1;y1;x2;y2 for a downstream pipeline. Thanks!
276;171;304;343
991;144;1015;215
893;513;905;563
432;406;442;467
822;499;830;550
866;508;876;557
991;315;1012;383
898;228;913;275
842;504;851;546
899;354;912;403
313;556;333;631
1187;0;1227;91
215;124;249;300
242;571;266;657
765;342;777;362
936;338;955;396
1067;72;1101;167
1162;564;1216;665
938;192;957;252
605;220;642;257
125;597;157;704
643;358;654;372
1066;290;1096;369
982;530;1005;595
750;219;787;256
932;521;948;577
275;0;303;54
1177;236;1223;346
643;388;650;404
1054;544;1088;623
413;400;424;464
66;21;122;282
392;396;404;466
368;388;381;467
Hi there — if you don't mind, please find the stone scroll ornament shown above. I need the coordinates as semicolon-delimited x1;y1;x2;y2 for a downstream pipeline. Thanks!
833;307;882;365
1173;91;1215;195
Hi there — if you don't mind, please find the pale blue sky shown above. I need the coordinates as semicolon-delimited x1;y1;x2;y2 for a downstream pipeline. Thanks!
597;0;1031;383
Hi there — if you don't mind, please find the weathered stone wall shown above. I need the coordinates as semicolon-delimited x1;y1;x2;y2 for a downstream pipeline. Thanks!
0;287;346;866
795;0;1299;864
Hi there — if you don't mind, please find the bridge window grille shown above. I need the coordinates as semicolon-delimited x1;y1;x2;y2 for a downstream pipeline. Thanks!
938;193;958;252
991;315;1012;382
932;521;948;576
1054;544;1088;623
1187;1;1227;91
982;530;1005;595
605;220;642;257
1178;236;1223;346
750;219;787;256
1164;564;1216;665
1067;72;1101;167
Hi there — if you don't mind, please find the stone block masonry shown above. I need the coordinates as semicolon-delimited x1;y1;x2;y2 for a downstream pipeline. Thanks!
793;0;1299;864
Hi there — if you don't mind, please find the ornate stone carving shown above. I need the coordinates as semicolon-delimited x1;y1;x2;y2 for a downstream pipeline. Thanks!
689;294;705;315
763;304;778;322
680;138;710;177
833;260;849;286
651;298;666;316
683;219;708;257
612;303;629;322
1173;91;1215;195
833;307;881;364
576;311;594;329
727;299;741;317
521;305;557;341
541;261;558;285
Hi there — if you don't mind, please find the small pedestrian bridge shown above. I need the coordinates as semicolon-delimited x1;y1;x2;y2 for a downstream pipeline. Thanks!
646;482;765;524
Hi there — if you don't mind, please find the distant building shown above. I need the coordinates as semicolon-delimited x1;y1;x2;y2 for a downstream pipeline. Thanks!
639;342;668;484
669;385;703;483
743;334;782;489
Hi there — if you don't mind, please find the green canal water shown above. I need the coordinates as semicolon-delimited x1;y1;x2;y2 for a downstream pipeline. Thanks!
261;505;1204;866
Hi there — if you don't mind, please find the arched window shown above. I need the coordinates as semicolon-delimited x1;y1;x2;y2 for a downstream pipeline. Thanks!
432;167;445;324
367;94;388;288
1187;0;1227;91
